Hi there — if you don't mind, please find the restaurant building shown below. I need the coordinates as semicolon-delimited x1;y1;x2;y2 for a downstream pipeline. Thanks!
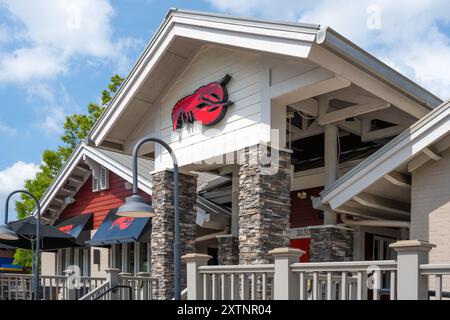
38;9;450;299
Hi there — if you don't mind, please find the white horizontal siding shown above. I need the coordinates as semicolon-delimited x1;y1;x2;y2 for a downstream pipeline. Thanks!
155;45;264;169
411;148;450;292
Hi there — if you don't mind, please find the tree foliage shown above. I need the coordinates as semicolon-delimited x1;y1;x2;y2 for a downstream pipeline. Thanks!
13;75;124;267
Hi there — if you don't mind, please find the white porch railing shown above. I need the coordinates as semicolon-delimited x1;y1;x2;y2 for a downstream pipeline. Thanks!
184;240;450;300
119;273;158;300
291;260;397;300
198;264;275;300
79;281;111;300
420;264;450;300
0;269;157;300
0;274;68;300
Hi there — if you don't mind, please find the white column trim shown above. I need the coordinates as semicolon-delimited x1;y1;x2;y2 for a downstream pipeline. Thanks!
134;242;140;275
122;243;128;273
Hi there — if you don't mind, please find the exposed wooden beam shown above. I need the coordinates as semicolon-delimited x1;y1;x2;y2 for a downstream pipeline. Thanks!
365;109;415;126
407;153;430;172
408;147;442;172
54;195;65;203
422;147;441;161
195;230;229;243
319;102;390;125
49;205;61;211
68;175;84;183
361;124;408;142
270;68;350;105
336;204;410;221
61;185;76;193
101;140;124;152
353;192;410;217
316;198;410;221
291;125;324;141
336;119;361;136
383;171;411;190
76;164;91;173
289;98;318;117
308;45;430;119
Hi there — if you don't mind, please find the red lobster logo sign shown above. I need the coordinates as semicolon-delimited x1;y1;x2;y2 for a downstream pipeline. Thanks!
110;217;134;230
171;74;232;131
58;224;73;234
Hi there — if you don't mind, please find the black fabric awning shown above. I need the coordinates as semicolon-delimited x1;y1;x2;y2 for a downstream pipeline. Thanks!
55;213;93;240
86;209;151;246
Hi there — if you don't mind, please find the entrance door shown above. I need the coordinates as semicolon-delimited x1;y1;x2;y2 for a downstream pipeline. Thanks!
290;238;311;262
369;235;396;299
373;236;395;261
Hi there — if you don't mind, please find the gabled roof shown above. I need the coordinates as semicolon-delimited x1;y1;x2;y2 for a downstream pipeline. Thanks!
35;142;153;220
36;141;230;228
321;100;450;210
89;8;441;147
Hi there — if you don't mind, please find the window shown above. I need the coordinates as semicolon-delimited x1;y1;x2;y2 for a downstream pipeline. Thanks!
127;243;135;274
140;243;150;273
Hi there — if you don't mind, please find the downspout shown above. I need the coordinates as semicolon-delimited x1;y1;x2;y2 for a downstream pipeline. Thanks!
340;214;410;229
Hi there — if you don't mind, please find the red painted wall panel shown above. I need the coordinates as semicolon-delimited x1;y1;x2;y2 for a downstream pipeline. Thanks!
290;187;324;228
59;172;150;230
290;239;311;262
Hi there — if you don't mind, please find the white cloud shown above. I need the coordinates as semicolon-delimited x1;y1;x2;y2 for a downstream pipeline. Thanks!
206;0;450;98
0;161;40;220
0;120;17;135
26;83;78;135
0;46;66;83
0;161;39;194
0;0;139;84
39;107;66;135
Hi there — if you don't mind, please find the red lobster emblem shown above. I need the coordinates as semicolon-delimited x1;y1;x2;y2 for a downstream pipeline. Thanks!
171;74;232;131
58;224;73;234
111;217;134;230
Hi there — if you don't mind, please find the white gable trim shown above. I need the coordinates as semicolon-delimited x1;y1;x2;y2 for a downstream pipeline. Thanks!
83;146;152;195
89;10;318;147
321;100;450;210
35;143;153;218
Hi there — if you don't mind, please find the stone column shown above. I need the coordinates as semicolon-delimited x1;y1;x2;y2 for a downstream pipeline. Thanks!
217;235;239;265
309;225;353;262
151;170;197;299
238;145;292;265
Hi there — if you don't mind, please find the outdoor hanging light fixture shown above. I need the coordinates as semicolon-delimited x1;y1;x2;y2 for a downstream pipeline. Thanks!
0;190;41;300
0;224;19;240
116;137;182;300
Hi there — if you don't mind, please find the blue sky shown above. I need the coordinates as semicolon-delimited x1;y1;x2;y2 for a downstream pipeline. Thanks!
1;0;450;219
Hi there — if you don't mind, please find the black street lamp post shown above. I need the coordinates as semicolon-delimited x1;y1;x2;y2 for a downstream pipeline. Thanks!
116;137;182;300
0;190;41;300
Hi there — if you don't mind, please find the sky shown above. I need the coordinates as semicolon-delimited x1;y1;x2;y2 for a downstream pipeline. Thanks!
0;0;449;219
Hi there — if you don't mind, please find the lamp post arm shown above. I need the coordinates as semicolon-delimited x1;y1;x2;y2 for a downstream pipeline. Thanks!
131;137;179;195
4;189;41;300
4;190;41;223
131;137;181;300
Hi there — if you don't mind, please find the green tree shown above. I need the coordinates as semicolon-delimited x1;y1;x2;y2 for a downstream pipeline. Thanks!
13;74;124;268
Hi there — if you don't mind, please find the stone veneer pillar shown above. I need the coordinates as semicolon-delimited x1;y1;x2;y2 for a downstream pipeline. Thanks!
217;235;239;265
238;145;292;265
309;225;353;262
151;170;197;300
